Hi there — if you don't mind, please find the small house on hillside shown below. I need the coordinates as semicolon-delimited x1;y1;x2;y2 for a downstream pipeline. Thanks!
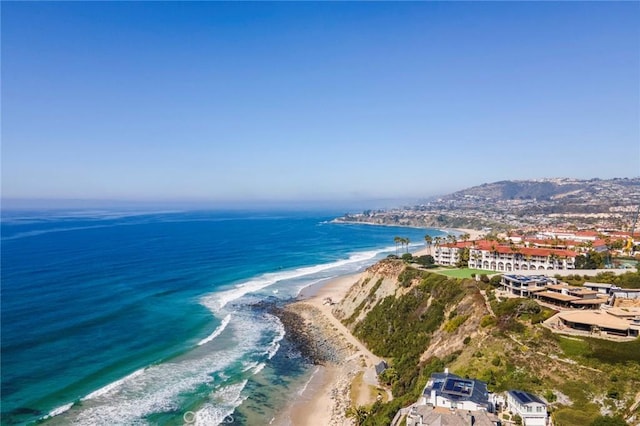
506;390;547;426
375;360;388;376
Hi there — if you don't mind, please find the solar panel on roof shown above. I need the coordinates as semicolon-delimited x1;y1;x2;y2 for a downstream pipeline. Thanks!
511;390;545;405
443;378;474;396
514;391;532;404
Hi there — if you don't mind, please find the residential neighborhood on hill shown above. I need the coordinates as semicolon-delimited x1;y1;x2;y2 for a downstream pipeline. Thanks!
335;177;640;232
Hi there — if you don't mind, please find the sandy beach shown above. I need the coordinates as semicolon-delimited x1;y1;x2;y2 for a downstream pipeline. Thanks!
276;227;485;425
277;273;388;426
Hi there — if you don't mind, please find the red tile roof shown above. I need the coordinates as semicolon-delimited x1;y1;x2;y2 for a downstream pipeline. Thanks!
439;240;578;257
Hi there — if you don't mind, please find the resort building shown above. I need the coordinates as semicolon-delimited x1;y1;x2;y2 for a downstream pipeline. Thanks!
419;369;493;412
434;240;577;272
505;390;548;426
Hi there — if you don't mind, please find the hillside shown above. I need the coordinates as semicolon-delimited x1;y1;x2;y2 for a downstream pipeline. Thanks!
443;178;639;203
334;260;640;426
335;177;640;230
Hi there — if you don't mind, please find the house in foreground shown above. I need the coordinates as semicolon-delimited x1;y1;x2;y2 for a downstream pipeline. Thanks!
404;406;501;426
419;369;493;412
506;390;548;426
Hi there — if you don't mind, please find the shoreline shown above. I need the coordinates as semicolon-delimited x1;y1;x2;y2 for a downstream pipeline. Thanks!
274;226;487;424
331;219;486;236
276;272;387;426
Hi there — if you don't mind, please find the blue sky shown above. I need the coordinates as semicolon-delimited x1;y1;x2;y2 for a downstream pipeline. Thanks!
2;2;639;207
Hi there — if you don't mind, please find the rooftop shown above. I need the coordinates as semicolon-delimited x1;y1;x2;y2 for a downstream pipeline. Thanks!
424;371;491;409
407;406;501;426
557;310;632;331
583;282;614;289
537;291;579;302
508;390;546;406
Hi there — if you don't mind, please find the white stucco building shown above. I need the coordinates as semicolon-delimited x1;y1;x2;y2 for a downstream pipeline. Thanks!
506;390;548;426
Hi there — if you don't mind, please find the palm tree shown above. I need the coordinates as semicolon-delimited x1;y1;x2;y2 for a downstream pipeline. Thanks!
461;233;471;243
394;236;402;256
404;237;411;253
472;251;482;269
434;236;443;248
434;236;443;259
424;235;433;255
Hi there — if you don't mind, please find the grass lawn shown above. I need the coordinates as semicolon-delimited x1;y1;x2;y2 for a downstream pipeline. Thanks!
436;268;496;279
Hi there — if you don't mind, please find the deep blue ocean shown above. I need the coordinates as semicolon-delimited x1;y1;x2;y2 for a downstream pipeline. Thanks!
1;209;445;425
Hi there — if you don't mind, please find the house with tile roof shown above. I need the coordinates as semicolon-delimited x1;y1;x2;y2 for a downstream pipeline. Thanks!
434;240;577;272
404;406;502;426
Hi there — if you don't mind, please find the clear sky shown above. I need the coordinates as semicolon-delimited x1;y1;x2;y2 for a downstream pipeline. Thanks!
2;2;639;208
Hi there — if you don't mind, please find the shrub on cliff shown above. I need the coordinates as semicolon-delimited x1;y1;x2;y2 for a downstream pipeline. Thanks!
353;272;466;399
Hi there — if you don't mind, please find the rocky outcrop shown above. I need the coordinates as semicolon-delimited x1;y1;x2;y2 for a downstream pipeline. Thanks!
332;259;406;327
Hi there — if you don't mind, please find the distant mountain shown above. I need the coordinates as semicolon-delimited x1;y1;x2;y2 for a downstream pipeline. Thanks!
442;177;639;203
336;177;640;230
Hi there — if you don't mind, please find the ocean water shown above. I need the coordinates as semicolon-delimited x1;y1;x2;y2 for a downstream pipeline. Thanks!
1;209;445;425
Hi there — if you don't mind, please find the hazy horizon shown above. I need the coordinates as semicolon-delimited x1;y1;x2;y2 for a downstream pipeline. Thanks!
3;2;639;202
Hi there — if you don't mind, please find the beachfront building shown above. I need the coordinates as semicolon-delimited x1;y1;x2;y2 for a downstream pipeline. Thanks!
419;369;493;412
505;390;548;426
434;240;577;272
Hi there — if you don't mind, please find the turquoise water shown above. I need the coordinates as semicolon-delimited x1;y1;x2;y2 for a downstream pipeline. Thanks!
1;209;445;425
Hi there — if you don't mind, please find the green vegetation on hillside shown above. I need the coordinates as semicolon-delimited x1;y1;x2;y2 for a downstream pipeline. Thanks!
557;270;640;288
346;269;475;425
345;264;640;426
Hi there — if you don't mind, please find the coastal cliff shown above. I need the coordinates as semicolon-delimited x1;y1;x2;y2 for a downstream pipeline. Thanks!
327;260;640;426
332;259;406;326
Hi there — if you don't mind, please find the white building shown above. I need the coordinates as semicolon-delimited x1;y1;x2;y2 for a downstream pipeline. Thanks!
434;240;577;272
420;370;493;412
506;390;548;426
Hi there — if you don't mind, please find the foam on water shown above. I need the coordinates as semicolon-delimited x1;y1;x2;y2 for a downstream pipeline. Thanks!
193;380;249;426
53;312;277;425
252;363;266;375
265;313;286;360
81;368;147;401
42;402;74;420
197;314;232;346
206;246;396;310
